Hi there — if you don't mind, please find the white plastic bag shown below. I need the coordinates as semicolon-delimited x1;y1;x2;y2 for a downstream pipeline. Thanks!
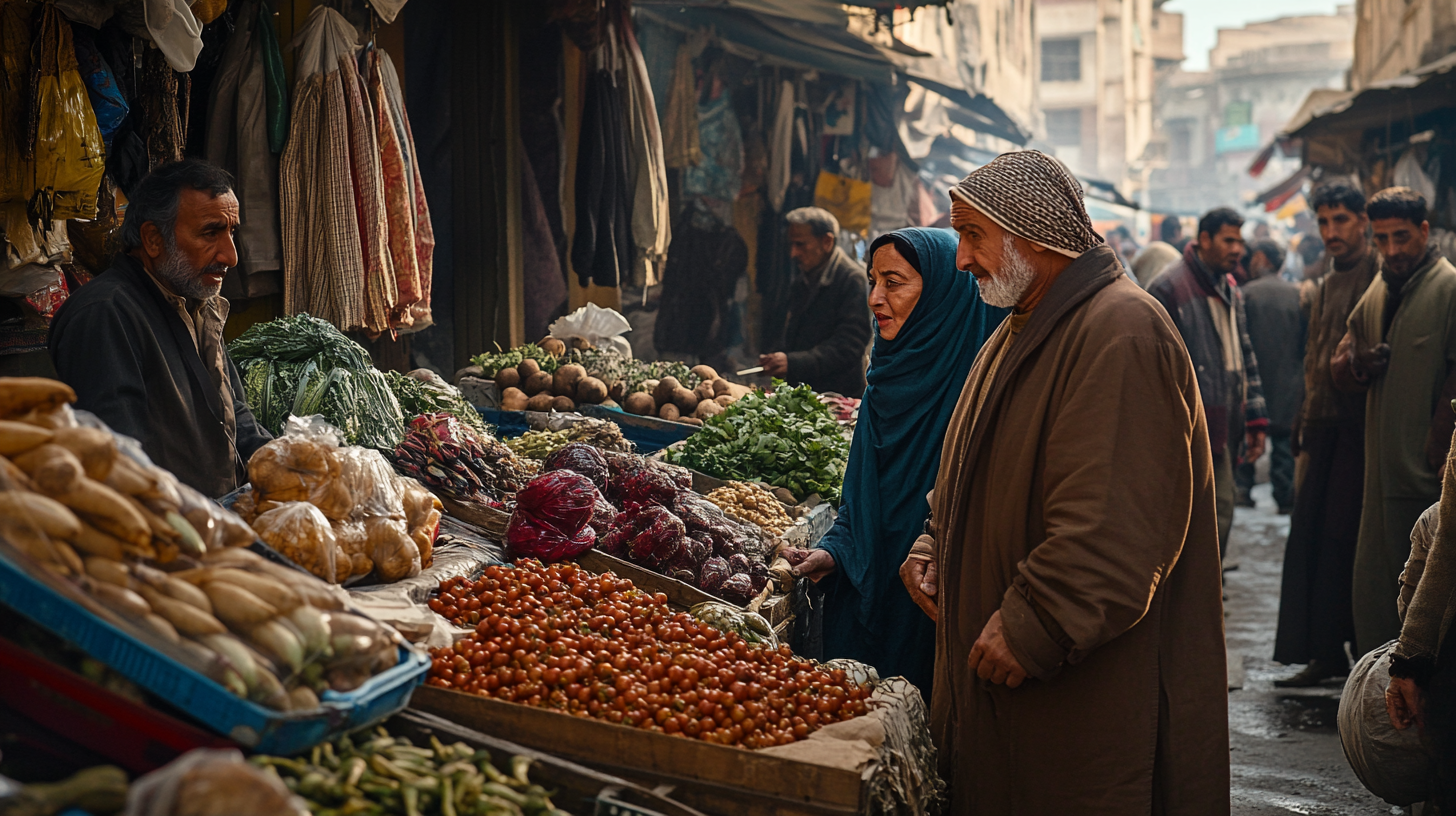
1337;640;1430;805
548;303;633;358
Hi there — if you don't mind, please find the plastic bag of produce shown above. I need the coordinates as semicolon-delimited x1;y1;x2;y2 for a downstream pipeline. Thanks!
123;748;308;816
364;516;421;582
250;502;339;583
333;445;404;521
542;442;609;494
505;471;600;562
614;466;677;508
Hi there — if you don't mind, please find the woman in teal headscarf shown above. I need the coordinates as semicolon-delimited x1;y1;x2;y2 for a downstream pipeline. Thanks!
784;227;1006;697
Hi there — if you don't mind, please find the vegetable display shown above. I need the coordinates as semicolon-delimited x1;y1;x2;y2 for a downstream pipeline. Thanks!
426;561;871;747
666;382;850;503
253;727;573;816
231;314;406;450
502;419;630;461
385;370;492;438
703;482;793;539
392;414;534;508
504;471;601;562
470;343;563;379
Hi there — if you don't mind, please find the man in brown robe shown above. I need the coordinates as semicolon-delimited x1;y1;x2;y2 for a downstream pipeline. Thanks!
900;151;1229;814
1273;183;1380;686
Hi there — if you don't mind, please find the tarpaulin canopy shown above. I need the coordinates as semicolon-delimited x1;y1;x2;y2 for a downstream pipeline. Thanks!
872;44;1029;145
1253;166;1310;212
1288;52;1456;168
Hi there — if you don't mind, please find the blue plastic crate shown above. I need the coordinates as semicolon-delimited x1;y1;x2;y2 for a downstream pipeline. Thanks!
0;551;429;756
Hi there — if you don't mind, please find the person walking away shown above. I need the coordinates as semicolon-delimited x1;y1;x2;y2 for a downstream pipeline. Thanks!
1333;186;1456;655
780;227;1006;699
1235;239;1305;513
758;207;873;397
49;159;273;498
1131;240;1180;288
1274;183;1381;687
1148;207;1269;556
900;151;1229;814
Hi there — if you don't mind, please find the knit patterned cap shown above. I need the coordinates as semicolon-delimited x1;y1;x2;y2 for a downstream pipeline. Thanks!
949;150;1105;258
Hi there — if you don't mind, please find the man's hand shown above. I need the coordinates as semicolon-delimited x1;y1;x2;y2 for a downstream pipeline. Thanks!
783;547;835;582
1244;430;1266;464
758;352;788;377
900;548;938;622
968;610;1028;688
1353;343;1392;382
1386;676;1424;730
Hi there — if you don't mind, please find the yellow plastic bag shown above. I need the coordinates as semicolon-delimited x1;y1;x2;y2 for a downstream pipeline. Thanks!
813;170;871;236
28;4;104;222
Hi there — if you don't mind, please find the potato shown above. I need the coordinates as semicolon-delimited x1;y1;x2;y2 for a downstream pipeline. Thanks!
693;381;716;404
654;377;681;407
570;337;592;351
715;394;736;407
695;399;724;419
526;393;555;412
553;364;587;397
690;364;719;382
551;396;576;413
500;387;529;411
712;378;732;397
523;371;554;396
671;386;698;413
658;403;681;421
624;392;656;416
576;377;608;404
495;367;521;389
680;417;703;426
518;358;541;379
608;380;626;403
540;337;567;357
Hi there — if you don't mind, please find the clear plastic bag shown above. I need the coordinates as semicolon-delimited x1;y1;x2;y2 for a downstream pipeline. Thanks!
123;748;307;816
250;501;338;583
364;515;420;582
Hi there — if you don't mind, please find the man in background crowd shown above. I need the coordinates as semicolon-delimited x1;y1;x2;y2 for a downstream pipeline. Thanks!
1236;239;1304;515
1149;207;1269;555
1275;183;1380;687
758;207;872;397
1334;187;1456;655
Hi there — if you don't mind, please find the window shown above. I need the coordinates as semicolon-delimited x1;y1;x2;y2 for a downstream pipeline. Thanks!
1224;100;1252;127
1045;108;1082;146
1041;38;1081;82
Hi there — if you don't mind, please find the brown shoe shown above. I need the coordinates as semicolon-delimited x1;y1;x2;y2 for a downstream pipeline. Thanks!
1273;659;1345;687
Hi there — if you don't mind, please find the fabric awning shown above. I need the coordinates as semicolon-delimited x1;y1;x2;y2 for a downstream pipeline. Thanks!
872;44;1030;145
1289;52;1456;142
636;0;848;27
1253;166;1309;212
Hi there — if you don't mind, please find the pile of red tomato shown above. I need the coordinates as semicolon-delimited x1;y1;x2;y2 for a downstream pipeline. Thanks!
425;560;872;748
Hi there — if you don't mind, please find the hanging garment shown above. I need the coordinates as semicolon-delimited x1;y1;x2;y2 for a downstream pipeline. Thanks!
653;221;747;359
206;0;282;297
143;0;202;72
70;27;128;151
136;47;189;169
682;90;742;230
280;6;366;331
766;80;794;212
339;44;395;335
620;16;669;288
661;43;699;169
255;0;287;153
570;69;631;289
26;4;106;222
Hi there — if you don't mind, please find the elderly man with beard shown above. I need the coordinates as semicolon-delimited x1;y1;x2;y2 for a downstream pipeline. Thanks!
49;159;272;498
899;151;1229;814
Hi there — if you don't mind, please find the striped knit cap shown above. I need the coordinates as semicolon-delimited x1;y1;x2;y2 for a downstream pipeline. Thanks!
949;150;1104;258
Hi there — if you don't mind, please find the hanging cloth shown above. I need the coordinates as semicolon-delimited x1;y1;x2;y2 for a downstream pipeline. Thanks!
570;68;631;289
620;14;669;288
136;47;189;169
661;43;700;169
766;79;794;212
256;0;288;153
340;43;396;335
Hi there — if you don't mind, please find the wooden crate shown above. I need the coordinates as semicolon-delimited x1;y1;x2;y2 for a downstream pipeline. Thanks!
410;686;866;816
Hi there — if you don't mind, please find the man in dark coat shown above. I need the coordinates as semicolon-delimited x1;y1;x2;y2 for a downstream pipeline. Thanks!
759;207;872;397
1148;207;1269;555
1274;183;1380;687
1236;239;1306;513
49;159;272;498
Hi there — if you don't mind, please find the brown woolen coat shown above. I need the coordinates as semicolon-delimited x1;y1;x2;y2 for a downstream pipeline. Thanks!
928;246;1229;814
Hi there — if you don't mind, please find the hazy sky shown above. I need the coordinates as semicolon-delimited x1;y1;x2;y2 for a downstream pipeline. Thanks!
1164;0;1347;72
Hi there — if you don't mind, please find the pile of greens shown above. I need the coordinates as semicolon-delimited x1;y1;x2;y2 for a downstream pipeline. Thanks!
666;382;849;502
384;371;492;438
469;344;561;378
231;314;405;450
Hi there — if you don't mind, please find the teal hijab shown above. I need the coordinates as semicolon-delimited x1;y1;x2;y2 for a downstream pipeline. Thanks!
818;227;1008;632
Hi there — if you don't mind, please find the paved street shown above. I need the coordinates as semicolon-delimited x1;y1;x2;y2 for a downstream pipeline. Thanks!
1226;483;1400;815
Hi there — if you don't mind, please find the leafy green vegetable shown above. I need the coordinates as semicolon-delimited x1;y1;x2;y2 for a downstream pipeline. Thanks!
230;314;405;450
383;370;492;437
666;381;850;502
469;343;561;378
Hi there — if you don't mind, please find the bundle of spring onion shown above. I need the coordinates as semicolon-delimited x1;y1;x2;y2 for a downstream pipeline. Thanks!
231;314;405;450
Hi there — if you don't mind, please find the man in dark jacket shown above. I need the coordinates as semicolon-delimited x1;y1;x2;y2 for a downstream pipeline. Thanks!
1148;207;1269;555
759;207;872;397
49;159;272;498
1236;239;1306;513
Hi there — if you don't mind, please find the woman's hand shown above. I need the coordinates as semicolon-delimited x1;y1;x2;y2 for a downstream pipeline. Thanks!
784;548;836;582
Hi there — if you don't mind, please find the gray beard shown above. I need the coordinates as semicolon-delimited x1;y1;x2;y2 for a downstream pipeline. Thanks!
154;240;225;301
977;235;1037;309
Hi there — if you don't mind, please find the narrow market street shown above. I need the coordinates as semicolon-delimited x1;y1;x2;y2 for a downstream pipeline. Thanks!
1227;483;1394;816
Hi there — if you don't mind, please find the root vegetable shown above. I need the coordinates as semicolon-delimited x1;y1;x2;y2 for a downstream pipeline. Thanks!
89;582;151;618
681;417;703;426
608;380;626;402
691;364;719;382
550;395;576;413
0;490;82;540
517;358;541;379
693;381;716;404
84;556;133;589
69;521;127;560
671;386;698;413
523;371;554;396
12;444;85;494
52;478;150;548
206;568;302;612
203;582;278;629
653;377;681;407
658;403;681;421
525;393;555;412
248;619;305;673
623;392;656;416
0;377;75;418
140;613;180;644
202;634;260;690
494;367;521;390
553;364;587;397
715;394;736;407
287;604;331;654
576;377;608;404
48;428;116;481
500;387;529;411
642;379;660;400
695;399;724;419
540;337;567;357
141;587;226;636
0;419;52;455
